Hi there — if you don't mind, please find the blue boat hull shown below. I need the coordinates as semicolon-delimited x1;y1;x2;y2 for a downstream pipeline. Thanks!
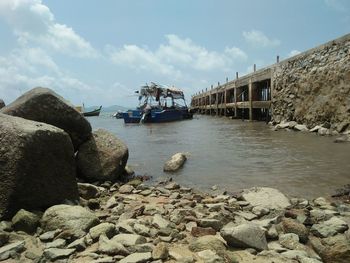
122;108;192;123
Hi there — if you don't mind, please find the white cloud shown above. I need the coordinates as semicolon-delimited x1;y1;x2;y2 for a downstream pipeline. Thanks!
243;30;281;48
109;34;247;75
287;49;301;58
0;0;98;58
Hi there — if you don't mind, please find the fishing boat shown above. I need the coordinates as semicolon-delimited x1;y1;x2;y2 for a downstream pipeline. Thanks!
122;82;193;123
83;105;102;117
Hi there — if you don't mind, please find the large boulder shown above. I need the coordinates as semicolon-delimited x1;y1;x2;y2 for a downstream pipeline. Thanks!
0;99;5;109
0;114;79;219
220;223;268;251
242;187;291;210
163;153;187;172
0;87;91;150
76;129;129;182
41;205;99;239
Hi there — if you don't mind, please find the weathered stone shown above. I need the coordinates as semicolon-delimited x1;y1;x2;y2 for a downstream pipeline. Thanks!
191;226;216;237
11;209;39;234
294;124;309;132
220;223;268;251
78;183;100;200
0;240;25;261
197;249;225;263
163;153;187;172
152;242;168;260
45;238;66;249
152;214;171;229
39;229;62;242
76;129;129;182
98;234;129;255
119;184;135;194
89;222;116;240
119;252;152;263
279;233;302;250
189;235;226;254
0;114;79;219
169;246;194;263
281;217;309;243
133;223;150;236
43;248;75;261
111;234;147;247
67;237;86;251
41;205;99;239
311;216;348;237
0;87;91;150
242;187;291;210
199;219;223;231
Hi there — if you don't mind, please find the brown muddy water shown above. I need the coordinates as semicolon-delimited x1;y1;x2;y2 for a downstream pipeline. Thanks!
89;113;350;199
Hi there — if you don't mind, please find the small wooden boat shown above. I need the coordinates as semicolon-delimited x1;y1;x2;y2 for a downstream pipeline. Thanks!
83;106;102;117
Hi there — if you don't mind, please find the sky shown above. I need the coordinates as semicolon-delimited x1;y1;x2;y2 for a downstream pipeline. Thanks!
0;0;349;108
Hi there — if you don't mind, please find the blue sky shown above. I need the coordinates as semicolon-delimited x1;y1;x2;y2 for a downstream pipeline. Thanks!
0;0;349;107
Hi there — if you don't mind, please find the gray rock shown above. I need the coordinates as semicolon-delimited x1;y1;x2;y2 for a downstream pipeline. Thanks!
119;252;152;263
189;235;226;254
294;124;309;132
119;184;135;194
152;214;171;229
0;87;91;150
152;242;169;260
76;129;129;182
163;153;187;172
98;234;129;256
111;234;147;247
78;183;100;200
11;209;39;234
220;223;268;251
89;222;116;240
45;238;66;249
242;187;291;210
279;233;302;250
197;249;225;263
281;217;309;243
311;216;349;237
67;237;86;251
39;229;62;242
43;248;75;261
199;219;223;231
0;114;78;219
0;240;25;261
41;204;99;239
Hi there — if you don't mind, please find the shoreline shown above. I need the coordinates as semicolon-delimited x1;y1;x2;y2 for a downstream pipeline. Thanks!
1;178;349;263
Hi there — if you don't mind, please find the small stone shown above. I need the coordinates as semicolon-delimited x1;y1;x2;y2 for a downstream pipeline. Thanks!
45;238;66;249
152;214;171;229
119;252;152;263
0;231;9;246
311;217;348;238
279;233;302;250
98;234;129;256
11;209;40;234
89;222;116;240
106;197;118;208
67;237;86;251
191;227;216;237
294;124;308;132
199;219;223;231
111;234;147;247
281;217;309;243
197;249;225;263
165;182;180;190
39;229;62;242
163;153;187;172
189;235;226;254
43;248;75;261
152;242;169;260
119;184;135;194
0;241;25;261
186;222;197;232
78;183;100;200
133;223;150;236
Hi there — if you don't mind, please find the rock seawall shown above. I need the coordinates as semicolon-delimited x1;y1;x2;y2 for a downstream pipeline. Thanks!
272;34;350;133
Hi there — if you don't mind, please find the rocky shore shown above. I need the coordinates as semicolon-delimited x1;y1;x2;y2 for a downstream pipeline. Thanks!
1;88;350;262
1;179;350;263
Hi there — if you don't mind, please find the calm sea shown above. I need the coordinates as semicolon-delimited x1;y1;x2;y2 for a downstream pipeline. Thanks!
88;113;350;199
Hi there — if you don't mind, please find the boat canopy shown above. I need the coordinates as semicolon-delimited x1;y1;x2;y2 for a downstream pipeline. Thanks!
140;82;184;100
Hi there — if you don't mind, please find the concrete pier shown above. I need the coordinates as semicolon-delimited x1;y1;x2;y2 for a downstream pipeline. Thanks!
191;67;271;121
191;33;350;125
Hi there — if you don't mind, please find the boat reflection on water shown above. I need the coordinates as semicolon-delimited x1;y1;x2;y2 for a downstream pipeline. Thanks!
122;82;193;124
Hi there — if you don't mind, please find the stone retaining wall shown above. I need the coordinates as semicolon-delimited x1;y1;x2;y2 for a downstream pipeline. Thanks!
271;34;350;133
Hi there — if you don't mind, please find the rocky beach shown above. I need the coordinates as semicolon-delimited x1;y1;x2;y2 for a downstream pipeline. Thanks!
1;87;350;263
